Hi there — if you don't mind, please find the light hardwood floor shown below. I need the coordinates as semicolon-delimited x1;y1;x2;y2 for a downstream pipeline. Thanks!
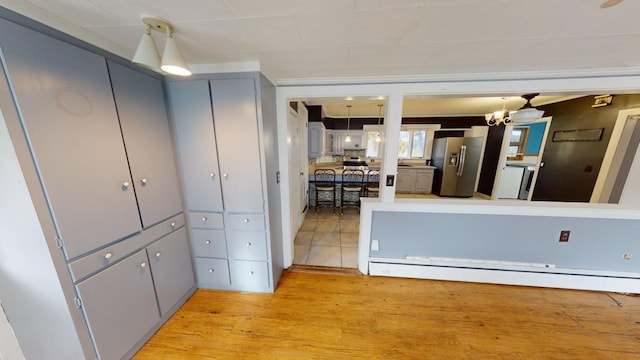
134;269;640;359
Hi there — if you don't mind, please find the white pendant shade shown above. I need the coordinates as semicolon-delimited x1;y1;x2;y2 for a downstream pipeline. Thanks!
509;108;544;123
161;37;192;76
132;31;161;72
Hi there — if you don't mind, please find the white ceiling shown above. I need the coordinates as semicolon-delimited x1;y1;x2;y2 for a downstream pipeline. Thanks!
2;0;634;117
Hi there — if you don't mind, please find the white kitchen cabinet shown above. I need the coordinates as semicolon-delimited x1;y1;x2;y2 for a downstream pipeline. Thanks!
308;122;326;157
326;130;335;154
168;75;283;293
0;17;193;360
396;169;416;193
415;169;435;193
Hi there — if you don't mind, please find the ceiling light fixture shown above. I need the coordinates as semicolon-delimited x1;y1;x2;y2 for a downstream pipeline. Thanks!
485;97;511;126
345;105;352;143
132;17;192;77
509;93;544;123
375;104;383;143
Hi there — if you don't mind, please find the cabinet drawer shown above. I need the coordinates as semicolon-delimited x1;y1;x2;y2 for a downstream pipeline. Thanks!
227;231;267;261
189;212;223;229
194;258;230;288
226;214;264;231
190;229;227;258
229;260;270;292
68;214;184;282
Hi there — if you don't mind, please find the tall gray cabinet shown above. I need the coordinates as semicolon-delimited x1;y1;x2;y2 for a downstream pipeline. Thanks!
167;74;283;293
0;16;194;360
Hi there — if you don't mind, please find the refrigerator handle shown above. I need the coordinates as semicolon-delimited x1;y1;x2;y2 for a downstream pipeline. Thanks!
457;145;467;176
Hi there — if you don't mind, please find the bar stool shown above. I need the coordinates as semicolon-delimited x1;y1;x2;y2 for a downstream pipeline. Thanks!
314;169;336;214
341;169;364;214
365;169;380;197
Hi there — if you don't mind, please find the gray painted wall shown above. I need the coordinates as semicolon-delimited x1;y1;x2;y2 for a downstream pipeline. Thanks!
371;211;640;273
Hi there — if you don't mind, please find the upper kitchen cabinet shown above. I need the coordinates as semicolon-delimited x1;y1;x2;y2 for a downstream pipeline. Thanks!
168;80;224;212
0;18;140;259
308;121;326;158
107;61;183;228
210;78;264;213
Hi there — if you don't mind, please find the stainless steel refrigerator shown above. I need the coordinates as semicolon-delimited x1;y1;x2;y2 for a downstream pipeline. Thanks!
432;137;483;197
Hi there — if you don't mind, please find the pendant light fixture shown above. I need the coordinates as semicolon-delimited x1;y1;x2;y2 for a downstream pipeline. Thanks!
345;105;352;143
375;104;383;142
132;17;192;77
509;93;544;123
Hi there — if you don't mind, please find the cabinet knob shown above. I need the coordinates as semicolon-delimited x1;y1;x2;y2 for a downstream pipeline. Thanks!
121;181;130;190
210;173;216;179
249;271;254;275
155;252;161;258
208;268;214;273
223;173;228;179
140;178;148;186
140;262;147;268
170;222;176;228
104;252;113;260
243;218;250;223
202;216;207;222
246;242;252;247
205;240;211;245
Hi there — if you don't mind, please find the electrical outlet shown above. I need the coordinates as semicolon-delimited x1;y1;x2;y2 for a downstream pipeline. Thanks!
559;230;570;242
623;253;633;260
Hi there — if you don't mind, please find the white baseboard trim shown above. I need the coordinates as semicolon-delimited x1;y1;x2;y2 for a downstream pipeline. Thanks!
369;261;640;293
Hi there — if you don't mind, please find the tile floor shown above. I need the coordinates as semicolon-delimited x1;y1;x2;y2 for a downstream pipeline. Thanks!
293;207;360;269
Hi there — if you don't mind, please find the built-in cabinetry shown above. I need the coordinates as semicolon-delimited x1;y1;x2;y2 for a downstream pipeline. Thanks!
168;74;283;293
308;121;326;157
325;129;364;155
396;167;435;193
0;17;194;360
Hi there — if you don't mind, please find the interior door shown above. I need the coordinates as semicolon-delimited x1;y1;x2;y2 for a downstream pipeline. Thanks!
298;103;309;213
287;106;301;239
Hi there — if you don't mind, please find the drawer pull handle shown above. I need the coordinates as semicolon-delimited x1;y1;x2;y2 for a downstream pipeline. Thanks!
155;252;161;258
140;262;147;268
104;252;113;260
249;271;254;275
170;222;176;228
205;240;211;245
202;216;207;221
243;218;250;223
140;178;148;186
121;181;130;190
208;268;214;273
246;242;252;247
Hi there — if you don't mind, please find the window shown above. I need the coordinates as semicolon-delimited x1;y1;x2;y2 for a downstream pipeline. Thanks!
399;129;426;159
507;127;529;160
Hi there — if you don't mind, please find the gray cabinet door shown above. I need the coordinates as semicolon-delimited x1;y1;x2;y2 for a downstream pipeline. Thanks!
76;250;159;360
210;79;264;213
0;19;140;259
108;61;183;228
147;228;195;316
168;80;224;212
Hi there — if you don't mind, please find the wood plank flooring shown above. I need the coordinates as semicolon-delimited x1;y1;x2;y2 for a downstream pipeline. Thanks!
134;269;640;359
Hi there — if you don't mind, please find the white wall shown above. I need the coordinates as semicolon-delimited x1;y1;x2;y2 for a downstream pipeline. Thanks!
0;300;25;360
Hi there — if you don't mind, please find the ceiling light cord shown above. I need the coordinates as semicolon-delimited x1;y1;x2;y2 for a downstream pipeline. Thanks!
345;105;352;143
375;104;383;142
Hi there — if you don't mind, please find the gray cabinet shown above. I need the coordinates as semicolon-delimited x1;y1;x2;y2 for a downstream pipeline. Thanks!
210;79;265;213
108;61;183;228
396;169;417;193
169;80;224;212
415;169;435;193
168;75;282;293
396;168;434;193
147;228;195;316
76;250;159;360
0;17;193;360
0;18;140;260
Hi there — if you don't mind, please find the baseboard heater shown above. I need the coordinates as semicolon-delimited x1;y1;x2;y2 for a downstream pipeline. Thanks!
368;256;640;293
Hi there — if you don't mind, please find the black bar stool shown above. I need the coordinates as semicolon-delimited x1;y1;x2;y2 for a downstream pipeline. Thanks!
341;169;364;214
365;169;380;197
314;169;336;214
